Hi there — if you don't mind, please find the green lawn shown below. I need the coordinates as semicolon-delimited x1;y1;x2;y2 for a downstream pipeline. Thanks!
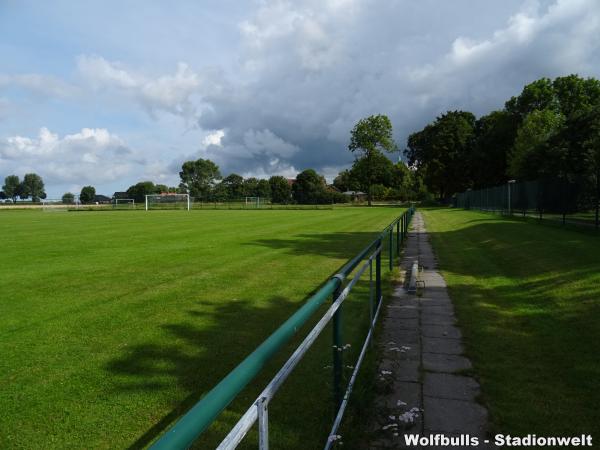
421;208;600;437
0;207;401;449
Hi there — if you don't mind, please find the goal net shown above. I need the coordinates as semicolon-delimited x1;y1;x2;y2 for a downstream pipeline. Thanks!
145;193;190;210
114;198;136;209
245;196;261;208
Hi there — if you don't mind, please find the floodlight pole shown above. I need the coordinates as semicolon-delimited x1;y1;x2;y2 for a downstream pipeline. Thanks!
187;194;190;211
145;195;149;211
507;180;516;215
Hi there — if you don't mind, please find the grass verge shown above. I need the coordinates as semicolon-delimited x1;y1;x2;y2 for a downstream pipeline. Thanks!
421;208;599;437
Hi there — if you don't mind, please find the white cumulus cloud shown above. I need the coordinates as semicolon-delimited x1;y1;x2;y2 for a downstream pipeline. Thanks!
0;127;138;187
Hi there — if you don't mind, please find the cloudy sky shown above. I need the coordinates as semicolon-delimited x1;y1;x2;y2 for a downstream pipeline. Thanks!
1;0;600;197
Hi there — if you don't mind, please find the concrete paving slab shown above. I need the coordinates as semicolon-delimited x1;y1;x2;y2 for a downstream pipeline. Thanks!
424;373;481;401
422;352;472;373
422;336;464;355
423;396;488;435
422;324;462;339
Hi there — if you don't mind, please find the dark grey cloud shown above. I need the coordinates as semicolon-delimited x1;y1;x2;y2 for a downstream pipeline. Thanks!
190;0;600;178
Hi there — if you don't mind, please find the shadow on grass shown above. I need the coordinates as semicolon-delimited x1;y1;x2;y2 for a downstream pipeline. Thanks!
108;214;600;447
420;210;600;436
107;295;326;449
107;281;378;449
245;231;394;262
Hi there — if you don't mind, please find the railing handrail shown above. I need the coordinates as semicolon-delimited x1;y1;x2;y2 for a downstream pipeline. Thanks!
150;207;414;449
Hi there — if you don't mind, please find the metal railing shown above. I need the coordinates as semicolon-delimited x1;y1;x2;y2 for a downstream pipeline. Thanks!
150;207;415;449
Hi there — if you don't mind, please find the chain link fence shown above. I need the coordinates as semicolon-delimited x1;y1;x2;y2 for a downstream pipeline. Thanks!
453;178;600;229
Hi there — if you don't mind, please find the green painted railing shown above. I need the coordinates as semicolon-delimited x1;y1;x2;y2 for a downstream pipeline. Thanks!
151;206;415;449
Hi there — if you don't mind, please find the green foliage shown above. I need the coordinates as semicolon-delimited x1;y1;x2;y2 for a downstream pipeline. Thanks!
292;169;329;204
349;114;397;205
508;109;566;179
333;169;359;192
505;77;556;118
80;185;96;204
269;176;292;203
179;158;221;199
243;177;260;197
20;173;46;202
406;110;476;200
2;175;21;203
125;181;157;203
221;173;245;199
62;192;75;204
408;74;600;202
471;110;519;188
257;179;271;198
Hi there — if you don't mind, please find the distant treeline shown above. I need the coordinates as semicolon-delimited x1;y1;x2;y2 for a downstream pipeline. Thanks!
120;164;346;205
405;74;600;202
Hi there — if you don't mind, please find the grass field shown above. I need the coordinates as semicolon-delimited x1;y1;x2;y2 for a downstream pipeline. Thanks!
0;207;402;449
421;209;600;437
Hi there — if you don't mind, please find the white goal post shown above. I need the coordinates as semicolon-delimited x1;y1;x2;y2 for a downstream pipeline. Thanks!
145;193;190;211
245;196;261;207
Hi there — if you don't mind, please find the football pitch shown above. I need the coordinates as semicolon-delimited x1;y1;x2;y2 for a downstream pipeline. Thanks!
0;207;402;449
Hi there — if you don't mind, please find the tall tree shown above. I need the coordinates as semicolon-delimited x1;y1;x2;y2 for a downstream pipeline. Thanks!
80;186;96;204
508;109;565;179
2;175;21;203
126;181;157;203
20;173;45;202
256;179;271;199
471;110;519;188
333;170;359;192
269;176;291;203
349;149;395;192
292;169;329;204
405;111;475;200
221;173;245;199
243;177;260;197
505;78;557;119
179;158;221;199
348;114;397;205
62;192;75;204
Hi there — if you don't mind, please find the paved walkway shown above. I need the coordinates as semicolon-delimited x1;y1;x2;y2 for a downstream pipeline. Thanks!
368;212;490;449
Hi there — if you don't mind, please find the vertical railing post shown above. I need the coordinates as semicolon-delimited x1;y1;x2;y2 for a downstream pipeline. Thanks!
332;281;343;411
389;228;393;271
375;239;382;306
396;219;400;255
369;259;374;346
257;397;269;450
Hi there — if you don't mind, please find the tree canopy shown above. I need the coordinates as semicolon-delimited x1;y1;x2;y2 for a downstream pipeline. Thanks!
179;158;222;199
80;186;96;204
2;175;21;203
20;173;46;202
348;114;397;205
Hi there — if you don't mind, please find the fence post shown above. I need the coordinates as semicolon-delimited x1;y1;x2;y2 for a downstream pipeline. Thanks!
332;282;343;411
389;228;393;271
396;220;400;255
375;238;382;306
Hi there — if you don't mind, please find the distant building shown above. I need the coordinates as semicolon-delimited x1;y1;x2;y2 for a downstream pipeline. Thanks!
112;191;129;200
94;195;112;204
